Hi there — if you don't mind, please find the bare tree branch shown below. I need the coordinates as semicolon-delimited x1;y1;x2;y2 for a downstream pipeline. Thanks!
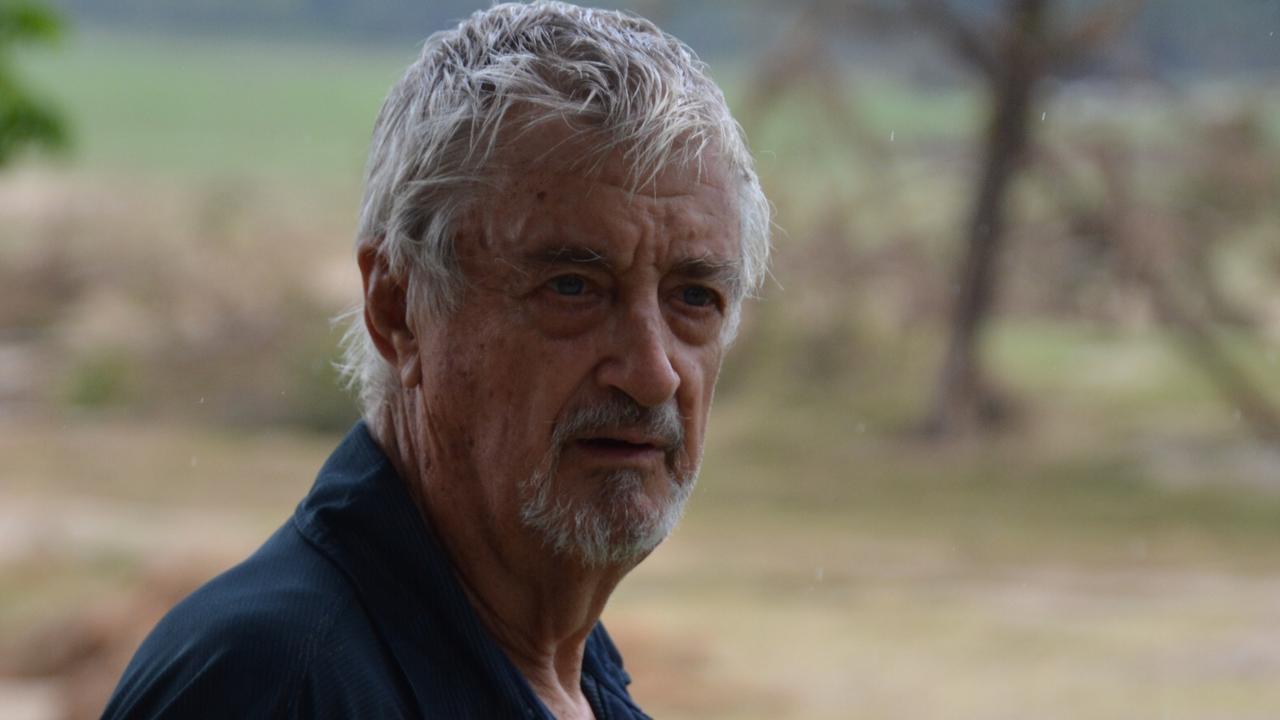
735;8;889;168
1049;0;1146;67
907;0;999;81
1093;146;1280;446
838;0;909;30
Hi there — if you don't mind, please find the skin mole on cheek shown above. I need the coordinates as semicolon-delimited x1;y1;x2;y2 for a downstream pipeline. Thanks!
535;190;547;202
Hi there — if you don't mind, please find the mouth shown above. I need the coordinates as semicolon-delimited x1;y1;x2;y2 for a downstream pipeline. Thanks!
572;436;666;462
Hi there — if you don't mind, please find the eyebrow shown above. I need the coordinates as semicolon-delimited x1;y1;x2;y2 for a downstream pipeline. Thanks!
671;256;744;296
519;244;744;295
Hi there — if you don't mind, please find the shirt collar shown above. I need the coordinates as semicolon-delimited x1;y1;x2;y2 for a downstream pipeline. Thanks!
291;421;549;717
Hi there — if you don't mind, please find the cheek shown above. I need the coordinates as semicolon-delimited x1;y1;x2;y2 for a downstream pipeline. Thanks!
469;333;578;455
422;323;513;453
676;349;724;432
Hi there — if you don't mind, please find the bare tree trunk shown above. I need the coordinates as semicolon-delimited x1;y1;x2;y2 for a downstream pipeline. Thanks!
1094;148;1280;445
922;0;1047;437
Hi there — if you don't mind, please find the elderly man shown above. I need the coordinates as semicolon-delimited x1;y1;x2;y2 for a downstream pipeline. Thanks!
103;2;769;718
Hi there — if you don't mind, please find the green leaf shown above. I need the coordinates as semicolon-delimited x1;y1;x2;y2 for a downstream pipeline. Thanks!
0;1;63;45
0;1;69;166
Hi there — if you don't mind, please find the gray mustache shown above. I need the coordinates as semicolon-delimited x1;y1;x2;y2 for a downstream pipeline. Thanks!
551;393;684;453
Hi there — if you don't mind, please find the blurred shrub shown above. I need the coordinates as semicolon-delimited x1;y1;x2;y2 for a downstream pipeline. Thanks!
0;173;362;430
281;334;360;433
63;350;135;408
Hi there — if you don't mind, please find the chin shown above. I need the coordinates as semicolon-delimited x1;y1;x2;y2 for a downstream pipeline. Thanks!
519;465;696;568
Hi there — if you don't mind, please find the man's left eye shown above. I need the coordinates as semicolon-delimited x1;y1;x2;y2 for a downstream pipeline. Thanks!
549;275;587;296
680;286;718;308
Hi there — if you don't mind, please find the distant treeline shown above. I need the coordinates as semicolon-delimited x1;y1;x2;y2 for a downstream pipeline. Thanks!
49;0;1280;76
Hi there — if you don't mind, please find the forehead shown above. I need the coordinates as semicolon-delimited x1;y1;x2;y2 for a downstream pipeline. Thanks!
467;120;742;267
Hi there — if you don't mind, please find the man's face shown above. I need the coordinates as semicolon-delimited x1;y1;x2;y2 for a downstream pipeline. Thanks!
412;128;741;567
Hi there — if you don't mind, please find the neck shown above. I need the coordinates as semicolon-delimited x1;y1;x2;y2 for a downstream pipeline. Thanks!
446;528;625;720
372;398;628;719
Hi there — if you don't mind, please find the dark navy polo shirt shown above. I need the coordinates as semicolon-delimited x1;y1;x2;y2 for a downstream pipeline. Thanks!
102;422;650;719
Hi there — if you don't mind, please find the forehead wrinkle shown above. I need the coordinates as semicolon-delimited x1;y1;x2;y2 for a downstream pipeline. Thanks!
494;139;731;203
521;244;612;270
587;170;729;201
500;140;731;203
476;146;738;285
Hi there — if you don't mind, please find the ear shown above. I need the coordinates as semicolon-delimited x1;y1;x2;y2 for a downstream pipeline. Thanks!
357;237;423;389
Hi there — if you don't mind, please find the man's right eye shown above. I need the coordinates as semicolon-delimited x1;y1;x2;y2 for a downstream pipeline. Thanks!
548;275;587;296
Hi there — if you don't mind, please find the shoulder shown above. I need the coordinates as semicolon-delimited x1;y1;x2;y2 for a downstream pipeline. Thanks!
103;523;405;719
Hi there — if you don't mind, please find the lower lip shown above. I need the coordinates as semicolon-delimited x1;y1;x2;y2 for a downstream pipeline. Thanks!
571;440;665;464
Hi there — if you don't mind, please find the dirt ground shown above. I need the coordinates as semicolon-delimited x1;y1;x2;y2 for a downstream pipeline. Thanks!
3;418;1280;719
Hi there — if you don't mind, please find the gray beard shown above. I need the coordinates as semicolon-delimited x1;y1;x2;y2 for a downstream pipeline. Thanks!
518;461;696;568
518;392;695;567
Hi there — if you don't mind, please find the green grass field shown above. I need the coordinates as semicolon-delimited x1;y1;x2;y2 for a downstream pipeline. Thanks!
3;27;1280;720
16;30;409;185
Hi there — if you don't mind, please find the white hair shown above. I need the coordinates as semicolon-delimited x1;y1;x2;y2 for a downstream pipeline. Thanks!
337;1;771;430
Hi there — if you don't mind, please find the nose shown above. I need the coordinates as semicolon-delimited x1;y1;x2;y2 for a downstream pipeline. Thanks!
596;303;680;408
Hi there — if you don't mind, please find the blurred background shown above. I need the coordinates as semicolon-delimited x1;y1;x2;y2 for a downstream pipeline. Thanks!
1;0;1278;718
